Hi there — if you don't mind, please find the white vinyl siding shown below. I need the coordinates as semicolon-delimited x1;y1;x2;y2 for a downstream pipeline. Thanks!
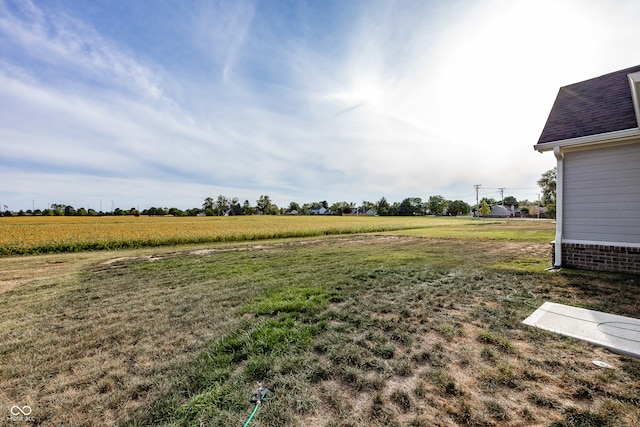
563;142;640;244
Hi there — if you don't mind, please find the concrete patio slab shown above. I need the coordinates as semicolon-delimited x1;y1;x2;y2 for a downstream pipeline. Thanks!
522;302;640;359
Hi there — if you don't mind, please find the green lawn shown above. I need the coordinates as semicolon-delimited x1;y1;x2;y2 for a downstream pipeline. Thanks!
1;221;639;426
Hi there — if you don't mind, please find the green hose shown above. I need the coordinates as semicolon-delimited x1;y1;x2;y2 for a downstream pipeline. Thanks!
243;403;260;427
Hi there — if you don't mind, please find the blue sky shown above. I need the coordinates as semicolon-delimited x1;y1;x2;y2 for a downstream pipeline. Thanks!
2;0;640;212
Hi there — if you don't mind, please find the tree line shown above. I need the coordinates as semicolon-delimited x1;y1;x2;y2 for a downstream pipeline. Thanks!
4;194;532;218
4;169;558;218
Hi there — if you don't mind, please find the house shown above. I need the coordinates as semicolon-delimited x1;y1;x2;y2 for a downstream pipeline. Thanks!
308;207;329;215
534;64;640;274
487;205;512;218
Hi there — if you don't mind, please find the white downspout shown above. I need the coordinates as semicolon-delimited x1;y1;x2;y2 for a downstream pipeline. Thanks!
553;146;564;268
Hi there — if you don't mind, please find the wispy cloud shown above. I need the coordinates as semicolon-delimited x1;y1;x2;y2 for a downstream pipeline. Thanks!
2;0;639;210
206;1;255;83
3;2;161;98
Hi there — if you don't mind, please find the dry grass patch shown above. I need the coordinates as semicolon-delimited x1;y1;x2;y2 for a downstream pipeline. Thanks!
1;228;639;426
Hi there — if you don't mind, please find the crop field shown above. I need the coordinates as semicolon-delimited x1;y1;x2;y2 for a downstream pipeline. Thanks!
0;215;475;256
2;219;640;426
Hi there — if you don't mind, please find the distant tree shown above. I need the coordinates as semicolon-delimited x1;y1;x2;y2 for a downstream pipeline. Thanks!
202;197;214;216
230;197;240;213
479;200;491;217
343;202;355;214
50;204;66;216
214;195;229;216
538;167;557;205
427;195;447;216
387;202;400;216
145;207;167;216
376;197;390;216
398;197;422;216
545;203;556;219
168;207;183;216
228;198;243;215
77;207;88;216
242;200;254;215
256;195;273;214
329;201;353;215
480;197;497;207
360;201;375;214
288;202;300;213
185;207;203;216
503;196;518;207
447;200;471;216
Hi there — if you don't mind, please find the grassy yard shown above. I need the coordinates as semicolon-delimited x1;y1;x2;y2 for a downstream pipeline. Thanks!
1;220;639;426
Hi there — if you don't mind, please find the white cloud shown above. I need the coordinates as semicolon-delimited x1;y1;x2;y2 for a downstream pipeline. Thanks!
3;0;639;210
0;0;166;101
192;0;256;83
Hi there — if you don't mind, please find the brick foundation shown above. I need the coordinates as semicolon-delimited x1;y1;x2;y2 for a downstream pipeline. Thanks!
552;242;640;274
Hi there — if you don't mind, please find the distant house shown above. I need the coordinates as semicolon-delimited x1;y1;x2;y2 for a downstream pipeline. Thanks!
308;207;329;215
487;204;519;218
534;64;640;274
487;205;512;218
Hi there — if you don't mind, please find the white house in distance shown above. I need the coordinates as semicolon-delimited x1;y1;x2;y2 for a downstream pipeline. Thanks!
534;65;640;274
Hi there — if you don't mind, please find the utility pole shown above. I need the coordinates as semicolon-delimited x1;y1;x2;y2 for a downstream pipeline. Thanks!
498;187;505;206
474;184;481;217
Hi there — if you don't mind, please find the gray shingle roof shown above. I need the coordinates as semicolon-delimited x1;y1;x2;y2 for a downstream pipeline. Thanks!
537;65;640;144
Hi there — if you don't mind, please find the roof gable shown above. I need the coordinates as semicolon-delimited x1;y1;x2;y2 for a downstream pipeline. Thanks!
537;65;640;144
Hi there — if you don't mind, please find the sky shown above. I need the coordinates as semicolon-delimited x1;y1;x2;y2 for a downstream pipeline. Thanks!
2;0;640;212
